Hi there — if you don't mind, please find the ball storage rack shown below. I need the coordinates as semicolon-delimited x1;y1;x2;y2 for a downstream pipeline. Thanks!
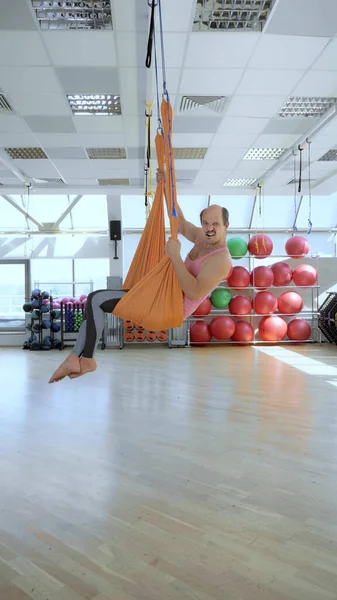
169;254;321;348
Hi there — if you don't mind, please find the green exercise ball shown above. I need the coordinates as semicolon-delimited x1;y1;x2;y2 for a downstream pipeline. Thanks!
227;237;248;259
210;287;231;309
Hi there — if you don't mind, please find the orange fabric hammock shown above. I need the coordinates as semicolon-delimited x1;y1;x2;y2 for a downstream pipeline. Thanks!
122;133;166;291
113;98;184;331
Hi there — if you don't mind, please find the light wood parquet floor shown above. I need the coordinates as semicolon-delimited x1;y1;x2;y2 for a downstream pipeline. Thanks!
1;343;337;600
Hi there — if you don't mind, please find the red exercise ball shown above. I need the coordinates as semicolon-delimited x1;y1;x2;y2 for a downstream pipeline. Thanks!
259;316;287;342
292;264;317;287
270;261;293;286
227;266;250;290
285;235;309;259
287;318;312;341
232;320;254;342
248;234;273;258
253;291;277;315
250;265;274;290
210;316;235;340
192;297;212;316
190;320;212;344
229;295;252;316
278;291;303;314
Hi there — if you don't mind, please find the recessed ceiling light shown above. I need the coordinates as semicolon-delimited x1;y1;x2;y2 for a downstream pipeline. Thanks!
98;178;130;186
318;149;337;162
278;96;337;118
67;94;121;116
174;148;207;159
31;0;112;30
244;148;285;160
193;0;275;32
223;178;257;187
180;96;228;114
33;177;65;184
5;147;48;159
87;147;126;159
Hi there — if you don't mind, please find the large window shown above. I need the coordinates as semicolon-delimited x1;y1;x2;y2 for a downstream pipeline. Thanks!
0;260;30;330
30;258;109;299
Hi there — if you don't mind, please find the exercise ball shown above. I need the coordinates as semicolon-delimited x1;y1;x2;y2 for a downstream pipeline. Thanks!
192;297;212;316
292;264;317;287
61;297;70;304
228;295;252;315
278;291;303;314
287;318;312;340
253;291;277;315
248;234;273;258
41;291;49;299
232;320;254;342
23;302;32;312
190;320;212;344
210;287;231;309
250;265;274;290
259;316;287;342
270;261;293;286
80;294;87;302
227;237;248;259
210;316;235;340
227;266;250;290
285;235;309;259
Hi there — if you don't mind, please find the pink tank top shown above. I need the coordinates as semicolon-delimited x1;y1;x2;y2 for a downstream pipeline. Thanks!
183;243;230;318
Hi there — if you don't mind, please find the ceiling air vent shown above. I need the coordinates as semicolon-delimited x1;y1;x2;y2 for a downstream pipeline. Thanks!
318;149;337;162
68;94;121;115
86;147;126;159
0;94;13;114
98;178;130;186
174;148;207;159
31;0;112;30
244;148;285;160
278;97;337;118
5;147;48;159
193;0;275;32
180;95;228;114
223;178;257;187
33;177;65;184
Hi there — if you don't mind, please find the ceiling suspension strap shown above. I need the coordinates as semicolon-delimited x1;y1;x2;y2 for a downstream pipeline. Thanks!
144;102;154;218
145;0;157;69
298;144;303;194
307;138;313;234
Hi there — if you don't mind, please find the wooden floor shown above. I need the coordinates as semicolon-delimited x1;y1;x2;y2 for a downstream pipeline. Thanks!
1;343;337;600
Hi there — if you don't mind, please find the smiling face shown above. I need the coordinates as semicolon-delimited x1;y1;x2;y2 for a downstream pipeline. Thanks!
200;205;229;246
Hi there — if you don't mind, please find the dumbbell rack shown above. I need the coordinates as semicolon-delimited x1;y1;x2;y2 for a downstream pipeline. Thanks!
23;291;62;351
59;302;85;349
318;292;337;344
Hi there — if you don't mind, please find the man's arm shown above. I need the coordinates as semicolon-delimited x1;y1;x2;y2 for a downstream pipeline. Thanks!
166;240;232;301
157;168;203;243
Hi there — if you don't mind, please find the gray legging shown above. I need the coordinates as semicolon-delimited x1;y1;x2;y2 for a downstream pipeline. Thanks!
71;289;127;359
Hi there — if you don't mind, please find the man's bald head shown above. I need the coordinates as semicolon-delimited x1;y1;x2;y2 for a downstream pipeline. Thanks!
200;204;229;227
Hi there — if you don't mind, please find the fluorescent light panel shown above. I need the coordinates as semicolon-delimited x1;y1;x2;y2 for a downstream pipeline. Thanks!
87;147;126;159
223;178;257;186
67;94;121;115
244;148;285;160
193;0;275;32
31;0;112;30
98;178;129;186
174;148;207;159
319;149;337;162
5;148;48;159
279;97;337;118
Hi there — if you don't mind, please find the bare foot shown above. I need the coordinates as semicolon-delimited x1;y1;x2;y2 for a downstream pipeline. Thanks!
68;357;97;379
48;354;81;383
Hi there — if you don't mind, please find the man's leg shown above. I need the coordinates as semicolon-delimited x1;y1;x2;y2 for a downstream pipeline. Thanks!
48;289;126;383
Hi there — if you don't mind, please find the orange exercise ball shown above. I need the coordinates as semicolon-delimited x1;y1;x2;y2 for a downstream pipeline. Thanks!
227;266;251;290
270;261;293;286
278;291;303;314
192;297;212;316
287;319;312;340
228;295;252;315
259;316;287;342
292;264;317;287
285;235;309;259
232;320;254;342
209;316;235;341
250;265;274;290
253;291;277;315
248;234;273;258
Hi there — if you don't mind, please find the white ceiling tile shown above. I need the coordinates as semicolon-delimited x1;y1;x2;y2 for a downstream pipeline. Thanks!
33;133;82;147
292;70;337;97
217;117;269;135
43;31;117;67
235;69;304;96
78;133;126;148
113;0;149;32
249;34;329;70
74;116;124;133
0;115;30;133
0;32;50;66
211;133;259;148
312;39;337;70
118;32;186;68
160;0;195;32
230;160;276;179
194;169;233;187
9;94;71;117
119;68;146;116
0;133;41;147
0;67;63;94
172;133;214;146
185;32;260;69
308;132;337;148
226;95;284;118
265;0;337;38
202;147;245;169
173;159;204;169
64;178;99;185
252;133;301;148
179;68;243;95
13;159;61;178
157;68;181;95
